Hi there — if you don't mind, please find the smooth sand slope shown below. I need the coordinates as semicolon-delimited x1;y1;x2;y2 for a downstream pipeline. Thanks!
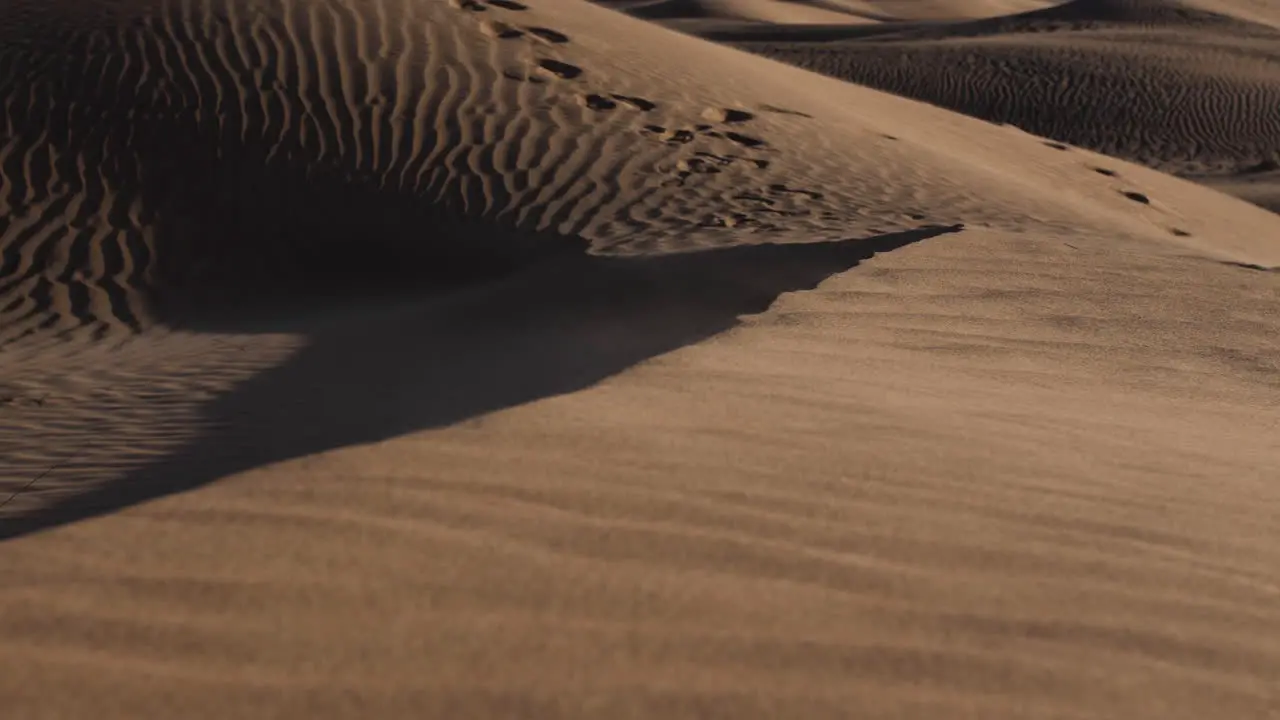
620;0;1280;212
2;0;1280;718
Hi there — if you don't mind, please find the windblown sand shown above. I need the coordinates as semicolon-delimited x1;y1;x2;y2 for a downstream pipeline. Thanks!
1;0;1278;718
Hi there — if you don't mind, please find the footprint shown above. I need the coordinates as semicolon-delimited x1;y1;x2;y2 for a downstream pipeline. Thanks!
699;212;756;228
1044;141;1070;151
611;94;656;111
525;26;569;43
702;107;754;124
725;131;766;149
535;58;582;80
576;91;654;112
1092;167;1119;177
578;93;616;111
1169;228;1192;237
767;183;823;200
479;20;523;38
643;123;767;150
643;125;695;144
666;156;727;185
734;193;777;206
677;158;722;174
1121;190;1151;205
694;151;769;170
487;0;528;9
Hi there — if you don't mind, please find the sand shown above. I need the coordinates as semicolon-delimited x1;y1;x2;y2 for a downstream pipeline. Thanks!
1;0;1279;718
634;0;1280;212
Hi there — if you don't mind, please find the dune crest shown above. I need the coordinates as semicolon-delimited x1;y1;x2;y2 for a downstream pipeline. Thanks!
3;0;1278;343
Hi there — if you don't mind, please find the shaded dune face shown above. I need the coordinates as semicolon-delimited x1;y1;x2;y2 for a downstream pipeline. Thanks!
0;223;966;536
731;0;1280;185
0;0;588;341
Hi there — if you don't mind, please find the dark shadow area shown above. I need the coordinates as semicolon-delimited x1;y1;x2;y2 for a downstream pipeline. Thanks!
0;5;582;334
0;223;964;541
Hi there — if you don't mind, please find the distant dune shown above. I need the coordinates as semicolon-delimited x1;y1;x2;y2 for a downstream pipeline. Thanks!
607;0;1280;211
2;1;1278;719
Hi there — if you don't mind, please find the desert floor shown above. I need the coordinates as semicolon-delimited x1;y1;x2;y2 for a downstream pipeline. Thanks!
1;0;1278;717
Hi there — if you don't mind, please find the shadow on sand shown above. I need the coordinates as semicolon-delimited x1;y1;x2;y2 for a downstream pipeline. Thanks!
1;223;964;541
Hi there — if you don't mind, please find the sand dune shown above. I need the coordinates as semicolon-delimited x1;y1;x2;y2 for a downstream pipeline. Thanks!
639;0;1280;211
2;0;1279;718
1;0;1274;341
598;0;1059;24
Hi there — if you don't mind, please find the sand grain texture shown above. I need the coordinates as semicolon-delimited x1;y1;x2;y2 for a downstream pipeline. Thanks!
2;0;1279;718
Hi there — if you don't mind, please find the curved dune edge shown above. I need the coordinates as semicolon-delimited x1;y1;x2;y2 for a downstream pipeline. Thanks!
4;222;1279;718
1;0;1278;344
